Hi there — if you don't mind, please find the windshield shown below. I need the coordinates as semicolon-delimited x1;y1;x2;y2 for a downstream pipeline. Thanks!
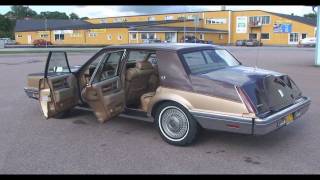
182;49;240;74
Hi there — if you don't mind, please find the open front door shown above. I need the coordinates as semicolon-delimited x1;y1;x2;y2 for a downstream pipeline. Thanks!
82;50;126;123
39;51;79;118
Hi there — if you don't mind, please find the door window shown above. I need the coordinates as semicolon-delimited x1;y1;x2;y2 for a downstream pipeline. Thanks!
46;51;70;77
91;51;124;84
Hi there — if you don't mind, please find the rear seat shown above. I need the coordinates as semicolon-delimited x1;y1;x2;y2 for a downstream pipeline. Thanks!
140;92;156;112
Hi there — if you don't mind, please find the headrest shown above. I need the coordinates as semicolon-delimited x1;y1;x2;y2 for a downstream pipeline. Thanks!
136;61;153;70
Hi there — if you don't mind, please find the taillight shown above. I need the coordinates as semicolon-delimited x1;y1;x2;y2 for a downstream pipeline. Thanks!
236;86;257;114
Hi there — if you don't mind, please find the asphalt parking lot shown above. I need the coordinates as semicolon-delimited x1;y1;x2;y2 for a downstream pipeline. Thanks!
0;46;319;174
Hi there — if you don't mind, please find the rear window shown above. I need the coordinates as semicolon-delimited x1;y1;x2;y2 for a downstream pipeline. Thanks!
127;50;150;63
182;49;240;74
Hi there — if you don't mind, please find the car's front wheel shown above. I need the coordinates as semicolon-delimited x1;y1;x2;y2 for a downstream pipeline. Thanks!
155;102;199;146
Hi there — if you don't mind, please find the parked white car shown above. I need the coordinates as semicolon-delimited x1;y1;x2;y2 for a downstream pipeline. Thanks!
298;37;316;47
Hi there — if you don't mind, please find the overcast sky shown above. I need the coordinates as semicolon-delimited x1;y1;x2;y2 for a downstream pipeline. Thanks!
0;5;315;18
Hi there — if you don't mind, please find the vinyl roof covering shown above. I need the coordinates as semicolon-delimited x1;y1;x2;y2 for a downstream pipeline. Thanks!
105;43;222;51
128;26;228;33
15;19;195;32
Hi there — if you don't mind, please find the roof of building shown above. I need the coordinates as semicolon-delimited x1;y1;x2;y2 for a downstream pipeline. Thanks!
15;19;195;32
128;26;228;33
105;43;222;51
14;19;93;32
269;12;316;26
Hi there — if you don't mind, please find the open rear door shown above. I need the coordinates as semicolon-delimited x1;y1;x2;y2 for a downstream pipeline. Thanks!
39;51;79;118
82;50;126;123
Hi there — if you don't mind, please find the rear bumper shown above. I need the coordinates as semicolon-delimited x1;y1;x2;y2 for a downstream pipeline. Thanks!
254;96;311;135
24;87;39;100
191;97;311;135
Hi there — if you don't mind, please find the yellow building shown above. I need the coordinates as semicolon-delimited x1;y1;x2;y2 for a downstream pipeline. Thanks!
15;10;317;46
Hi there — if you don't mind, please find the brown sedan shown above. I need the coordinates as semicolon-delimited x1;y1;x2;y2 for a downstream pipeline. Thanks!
24;43;311;146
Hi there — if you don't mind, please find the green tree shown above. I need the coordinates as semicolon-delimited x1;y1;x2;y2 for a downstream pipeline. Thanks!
304;13;316;19
0;14;15;38
80;17;89;20
38;11;69;19
69;13;79;20
7;5;37;19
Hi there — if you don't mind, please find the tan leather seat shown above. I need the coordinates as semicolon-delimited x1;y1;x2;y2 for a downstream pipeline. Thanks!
125;61;154;105
147;64;159;92
140;92;156;112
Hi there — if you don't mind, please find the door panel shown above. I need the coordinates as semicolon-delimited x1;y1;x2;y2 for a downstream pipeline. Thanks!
82;76;125;123
39;74;79;118
81;50;126;123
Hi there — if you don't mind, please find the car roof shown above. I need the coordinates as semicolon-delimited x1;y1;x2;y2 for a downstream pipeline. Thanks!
104;43;223;51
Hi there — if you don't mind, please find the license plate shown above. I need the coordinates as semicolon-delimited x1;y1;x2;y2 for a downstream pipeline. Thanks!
285;113;294;124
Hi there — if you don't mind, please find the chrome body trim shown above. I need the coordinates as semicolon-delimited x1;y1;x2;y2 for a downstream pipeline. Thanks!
190;97;311;135
190;110;253;134
254;96;311;135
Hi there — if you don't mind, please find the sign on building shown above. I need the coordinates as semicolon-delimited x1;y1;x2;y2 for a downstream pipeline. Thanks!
236;16;247;33
273;24;292;33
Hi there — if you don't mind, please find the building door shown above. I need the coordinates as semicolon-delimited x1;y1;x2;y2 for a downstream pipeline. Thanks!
27;35;32;44
289;33;299;44
165;32;177;43
249;33;257;40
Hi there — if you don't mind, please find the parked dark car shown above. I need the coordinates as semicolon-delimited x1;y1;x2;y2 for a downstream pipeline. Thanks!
245;39;263;46
181;36;213;44
24;43;310;146
33;39;52;47
235;40;247;46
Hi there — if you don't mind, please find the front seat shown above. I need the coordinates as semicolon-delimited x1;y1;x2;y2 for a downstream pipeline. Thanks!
125;61;154;106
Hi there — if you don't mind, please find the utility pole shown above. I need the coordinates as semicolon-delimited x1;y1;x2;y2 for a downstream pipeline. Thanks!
314;6;320;66
45;18;48;48
184;12;186;43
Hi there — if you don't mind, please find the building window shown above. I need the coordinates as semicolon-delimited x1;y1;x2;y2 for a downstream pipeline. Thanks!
219;34;224;40
113;18;127;23
261;33;270;40
165;16;173;20
301;33;307;39
199;33;204;40
187;15;195;20
130;33;137;40
148;16;155;21
88;32;97;37
118;34;123;40
17;34;22;38
100;19;107;23
107;34;112;40
261;16;270;24
249;16;262;26
141;33;156;40
206;18;226;24
289;33;299;43
71;31;81;37
54;34;64;41
40;34;48;38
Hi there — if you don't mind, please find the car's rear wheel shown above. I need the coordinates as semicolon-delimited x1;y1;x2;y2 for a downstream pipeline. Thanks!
155;102;199;146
